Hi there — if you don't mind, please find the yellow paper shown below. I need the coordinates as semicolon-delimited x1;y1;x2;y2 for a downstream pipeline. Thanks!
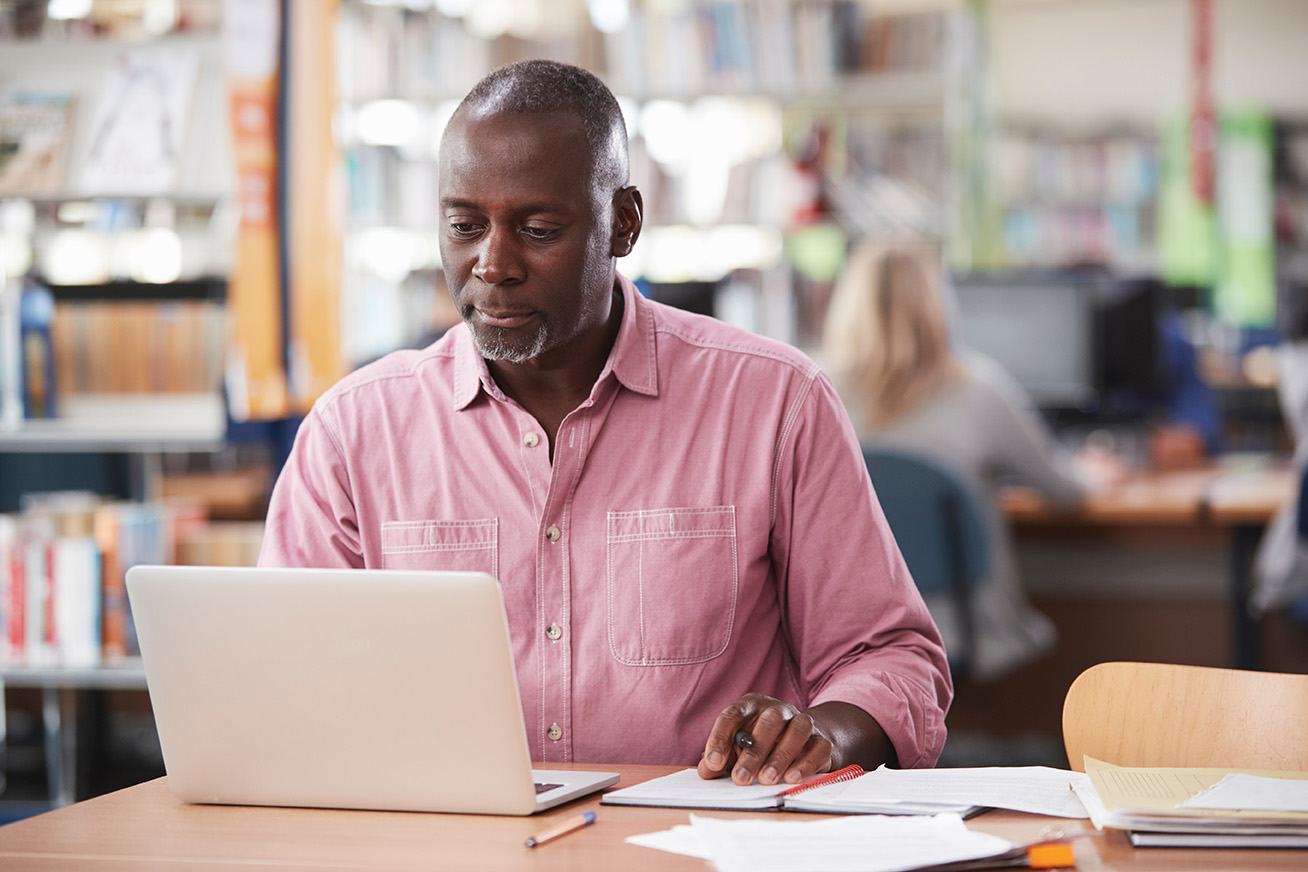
1083;756;1308;822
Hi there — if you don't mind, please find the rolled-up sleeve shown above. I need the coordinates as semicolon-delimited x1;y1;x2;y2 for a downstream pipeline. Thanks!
771;373;952;768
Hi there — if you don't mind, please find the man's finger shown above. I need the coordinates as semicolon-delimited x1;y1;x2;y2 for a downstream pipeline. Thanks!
783;736;835;784
731;703;794;785
701;698;760;776
758;712;814;785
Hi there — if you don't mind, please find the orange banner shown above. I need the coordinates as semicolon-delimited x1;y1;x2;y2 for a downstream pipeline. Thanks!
286;0;345;412
223;0;288;421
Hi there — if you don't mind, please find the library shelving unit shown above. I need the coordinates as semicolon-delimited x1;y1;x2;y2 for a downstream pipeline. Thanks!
325;0;969;359
0;7;234;490
0;2;234;816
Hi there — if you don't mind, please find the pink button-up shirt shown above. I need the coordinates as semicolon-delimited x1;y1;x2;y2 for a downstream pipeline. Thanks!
260;275;951;768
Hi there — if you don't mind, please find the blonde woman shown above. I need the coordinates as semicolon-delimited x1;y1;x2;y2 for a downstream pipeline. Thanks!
823;244;1119;681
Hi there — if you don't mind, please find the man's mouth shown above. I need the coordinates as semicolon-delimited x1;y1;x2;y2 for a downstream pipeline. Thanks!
475;308;535;329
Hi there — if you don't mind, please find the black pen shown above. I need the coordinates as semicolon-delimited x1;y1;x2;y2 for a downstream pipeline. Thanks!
733;729;754;750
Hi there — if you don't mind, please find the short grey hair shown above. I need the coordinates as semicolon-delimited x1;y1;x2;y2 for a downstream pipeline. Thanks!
456;59;629;196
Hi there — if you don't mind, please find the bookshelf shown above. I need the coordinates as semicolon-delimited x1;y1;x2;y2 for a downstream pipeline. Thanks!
0;4;235;446
991;125;1160;272
0;3;250;815
328;0;964;358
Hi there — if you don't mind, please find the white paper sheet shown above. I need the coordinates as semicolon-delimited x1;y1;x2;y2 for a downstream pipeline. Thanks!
1180;774;1308;813
625;824;713;859
793;765;1090;818
628;812;1013;872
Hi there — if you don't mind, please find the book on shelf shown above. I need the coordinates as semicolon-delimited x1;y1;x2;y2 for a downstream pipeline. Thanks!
19;279;58;418
1073;756;1308;849
0;90;77;195
51;535;102;668
0;513;24;663
1;275;21;427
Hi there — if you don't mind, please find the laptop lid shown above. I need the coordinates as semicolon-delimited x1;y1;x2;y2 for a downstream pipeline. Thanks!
126;565;617;815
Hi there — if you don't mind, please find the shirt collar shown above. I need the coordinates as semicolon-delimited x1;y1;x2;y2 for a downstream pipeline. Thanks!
451;272;659;411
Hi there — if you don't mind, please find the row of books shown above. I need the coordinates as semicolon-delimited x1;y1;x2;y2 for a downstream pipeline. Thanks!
50;299;227;397
994;131;1160;207
338;1;495;103
0;492;264;669
1002;203;1156;270
337;1;946;102
10;292;226;422
605;2;945;98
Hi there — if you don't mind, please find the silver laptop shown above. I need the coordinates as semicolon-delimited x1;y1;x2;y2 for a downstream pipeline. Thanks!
125;565;619;815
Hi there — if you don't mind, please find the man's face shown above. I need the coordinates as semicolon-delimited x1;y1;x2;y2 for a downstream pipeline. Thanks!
437;108;616;366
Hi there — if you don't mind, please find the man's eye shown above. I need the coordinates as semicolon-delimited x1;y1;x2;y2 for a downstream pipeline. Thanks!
448;222;480;237
522;226;557;240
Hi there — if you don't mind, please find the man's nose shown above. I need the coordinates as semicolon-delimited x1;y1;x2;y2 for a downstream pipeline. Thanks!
470;227;524;284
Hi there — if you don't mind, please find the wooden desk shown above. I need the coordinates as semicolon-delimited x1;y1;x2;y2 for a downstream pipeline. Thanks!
999;469;1222;526
999;463;1296;670
0;764;1304;871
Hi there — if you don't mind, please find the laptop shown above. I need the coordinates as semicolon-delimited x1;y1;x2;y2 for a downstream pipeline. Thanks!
125;565;619;815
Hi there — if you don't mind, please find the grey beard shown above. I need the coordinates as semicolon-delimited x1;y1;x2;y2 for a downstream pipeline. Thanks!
468;322;549;364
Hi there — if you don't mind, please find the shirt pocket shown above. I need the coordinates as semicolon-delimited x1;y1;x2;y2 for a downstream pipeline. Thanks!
606;506;738;665
380;519;498;578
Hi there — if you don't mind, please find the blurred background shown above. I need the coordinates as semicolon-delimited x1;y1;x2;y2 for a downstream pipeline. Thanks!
1;0;1306;818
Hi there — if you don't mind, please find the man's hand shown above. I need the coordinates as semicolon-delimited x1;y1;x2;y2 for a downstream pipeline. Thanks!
697;694;897;786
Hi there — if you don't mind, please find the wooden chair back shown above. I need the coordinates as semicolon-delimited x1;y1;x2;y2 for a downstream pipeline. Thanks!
1062;661;1308;772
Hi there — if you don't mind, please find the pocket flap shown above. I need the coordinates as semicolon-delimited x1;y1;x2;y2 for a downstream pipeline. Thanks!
608;506;735;543
381;519;498;552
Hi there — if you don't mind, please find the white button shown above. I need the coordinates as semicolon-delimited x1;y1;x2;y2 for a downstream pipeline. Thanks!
547;723;563;742
545;525;561;542
523;432;539;447
546;623;563;641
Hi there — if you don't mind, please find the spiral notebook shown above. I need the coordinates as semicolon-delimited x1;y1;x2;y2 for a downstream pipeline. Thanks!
602;764;984;815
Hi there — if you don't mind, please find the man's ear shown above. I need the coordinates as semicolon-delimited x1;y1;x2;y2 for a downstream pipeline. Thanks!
610;185;644;258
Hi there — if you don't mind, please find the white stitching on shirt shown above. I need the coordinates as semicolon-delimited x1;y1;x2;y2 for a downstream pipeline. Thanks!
771;375;817;528
654;325;822;376
637;533;647;660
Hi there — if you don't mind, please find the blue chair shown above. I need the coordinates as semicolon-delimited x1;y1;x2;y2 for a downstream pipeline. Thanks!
861;446;990;680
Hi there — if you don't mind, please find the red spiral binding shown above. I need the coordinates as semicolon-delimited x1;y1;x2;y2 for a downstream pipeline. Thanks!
774;763;867;798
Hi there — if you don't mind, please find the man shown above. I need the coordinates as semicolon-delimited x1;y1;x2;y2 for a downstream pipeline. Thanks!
260;59;950;785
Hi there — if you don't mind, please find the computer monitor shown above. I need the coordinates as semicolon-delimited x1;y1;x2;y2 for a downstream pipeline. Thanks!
950;273;1100;411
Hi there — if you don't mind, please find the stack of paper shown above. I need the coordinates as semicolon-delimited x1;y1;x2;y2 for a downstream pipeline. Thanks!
627;812;1020;872
1074;757;1308;848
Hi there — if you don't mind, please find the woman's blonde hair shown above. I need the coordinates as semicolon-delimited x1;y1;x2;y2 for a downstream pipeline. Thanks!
822;243;961;430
